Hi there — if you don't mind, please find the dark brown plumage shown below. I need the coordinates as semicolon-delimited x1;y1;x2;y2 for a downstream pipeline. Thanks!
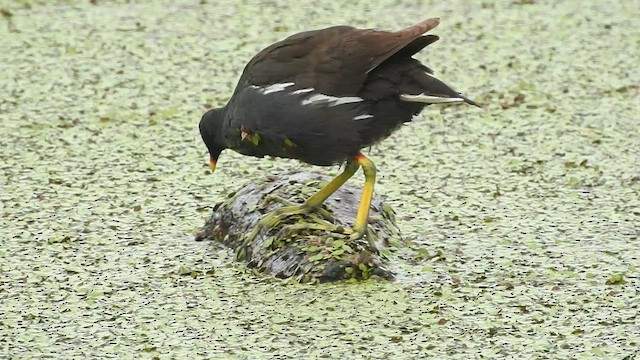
199;18;478;241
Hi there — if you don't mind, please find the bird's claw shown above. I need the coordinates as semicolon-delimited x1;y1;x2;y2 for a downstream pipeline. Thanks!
280;222;345;237
245;194;377;254
261;194;335;223
244;204;308;243
263;195;297;207
347;226;378;253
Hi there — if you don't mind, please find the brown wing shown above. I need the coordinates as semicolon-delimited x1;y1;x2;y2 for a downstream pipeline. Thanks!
234;18;441;96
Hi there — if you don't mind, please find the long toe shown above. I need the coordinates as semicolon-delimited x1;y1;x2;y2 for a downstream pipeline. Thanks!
347;226;379;253
281;221;348;237
265;195;336;223
263;195;299;208
347;227;367;241
243;204;308;243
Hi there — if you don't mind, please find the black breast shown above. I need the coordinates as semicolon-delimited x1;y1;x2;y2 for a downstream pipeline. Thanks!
223;84;377;166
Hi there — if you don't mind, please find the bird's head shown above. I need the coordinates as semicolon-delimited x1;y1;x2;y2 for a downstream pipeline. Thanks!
199;107;227;173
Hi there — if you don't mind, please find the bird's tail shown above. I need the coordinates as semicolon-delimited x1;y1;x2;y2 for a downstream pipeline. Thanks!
399;70;479;107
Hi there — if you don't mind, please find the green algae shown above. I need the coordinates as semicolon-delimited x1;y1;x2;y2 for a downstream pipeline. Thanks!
196;172;400;282
0;0;639;358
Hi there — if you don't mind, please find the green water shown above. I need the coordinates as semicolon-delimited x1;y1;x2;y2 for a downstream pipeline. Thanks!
1;0;638;358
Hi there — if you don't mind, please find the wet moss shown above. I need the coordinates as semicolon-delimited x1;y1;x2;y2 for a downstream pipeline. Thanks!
1;0;639;358
196;172;402;283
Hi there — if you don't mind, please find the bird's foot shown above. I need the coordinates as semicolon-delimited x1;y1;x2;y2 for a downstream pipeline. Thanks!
244;197;338;243
244;195;377;254
345;226;378;253
280;222;349;237
245;204;310;243
278;222;378;253
263;195;335;222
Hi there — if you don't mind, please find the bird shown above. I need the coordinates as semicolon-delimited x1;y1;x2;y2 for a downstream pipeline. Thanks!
199;17;478;243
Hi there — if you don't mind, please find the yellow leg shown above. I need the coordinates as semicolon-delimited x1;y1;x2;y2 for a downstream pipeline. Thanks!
305;161;359;207
244;161;360;242
244;155;377;243
350;153;376;240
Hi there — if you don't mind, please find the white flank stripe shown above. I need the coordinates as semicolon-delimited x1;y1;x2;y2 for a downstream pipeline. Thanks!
400;94;465;104
353;114;374;120
292;88;314;95
333;96;363;105
301;94;330;105
261;82;295;94
301;93;363;107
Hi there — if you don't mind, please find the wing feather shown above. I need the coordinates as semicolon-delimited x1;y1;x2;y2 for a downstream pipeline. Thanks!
234;18;441;96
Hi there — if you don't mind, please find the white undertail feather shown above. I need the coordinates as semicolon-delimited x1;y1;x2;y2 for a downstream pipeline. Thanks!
400;94;466;104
